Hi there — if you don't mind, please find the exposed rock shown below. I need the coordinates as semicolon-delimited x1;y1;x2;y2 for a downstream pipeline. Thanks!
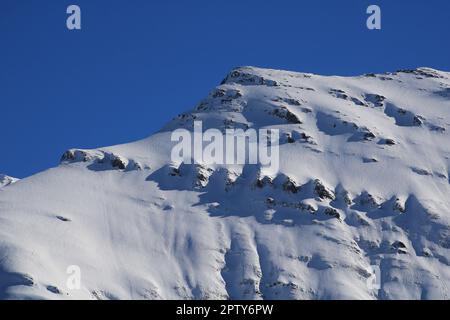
283;176;299;193
61;149;142;172
299;132;313;143
211;88;226;98
329;89;348;100
384;138;396;146
338;190;352;206
283;98;302;106
194;165;214;188
396;68;444;79
324;207;341;219
56;215;71;222
392;241;408;254
255;176;273;189
282;201;319;214
364;94;386;107
329;89;367;106
111;156;127;170
0;174;19;188
314;180;335;200
169;166;181;177
299;202;317;214
353;212;370;226
422;248;432;257
272;107;302;124
222;68;279;86
46;285;61;294
211;87;242;100
351;97;366;106
413;115;425;126
60;149;94;163
393;198;405;213
363;157;378;163
363;130;376;141
411;167;432;176
357;192;381;209
286;133;295;143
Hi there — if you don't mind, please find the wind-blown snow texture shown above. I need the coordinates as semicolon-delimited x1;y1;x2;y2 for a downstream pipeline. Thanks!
1;67;450;300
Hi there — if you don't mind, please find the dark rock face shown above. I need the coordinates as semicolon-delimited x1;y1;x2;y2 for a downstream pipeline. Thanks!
111;157;126;170
212;88;226;98
413;115;425;126
61;150;76;162
60;150;90;162
329;89;367;106
256;176;273;189
411;167;432;176
384;139;396;146
364;94;386;107
56;215;71;222
299;132;314;144
392;241;408;254
337;189;352;206
222;68;279;87
396;68;445;79
363;157;378;163
283;98;302;106
169;167;180;177
329;89;348;100
283;177;299;193
355;192;381;210
363;131;376;141
314;180;335;200
195;166;214;188
272;107;302;124
46;285;61;294
324;207;341;220
211;88;242;100
393;199;405;213
285;133;295;143
300;203;317;214
61;149;145;172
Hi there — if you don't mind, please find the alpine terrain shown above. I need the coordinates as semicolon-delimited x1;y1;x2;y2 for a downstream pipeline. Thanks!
1;66;450;300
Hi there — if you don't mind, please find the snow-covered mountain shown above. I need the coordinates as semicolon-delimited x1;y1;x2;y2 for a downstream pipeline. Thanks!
1;66;450;300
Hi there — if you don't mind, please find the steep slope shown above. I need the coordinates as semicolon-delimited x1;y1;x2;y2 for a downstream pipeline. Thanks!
1;67;450;299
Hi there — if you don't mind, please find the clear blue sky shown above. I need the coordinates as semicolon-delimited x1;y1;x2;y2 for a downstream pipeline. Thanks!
1;0;449;178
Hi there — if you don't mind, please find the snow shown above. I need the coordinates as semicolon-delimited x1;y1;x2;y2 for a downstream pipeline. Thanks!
1;66;450;299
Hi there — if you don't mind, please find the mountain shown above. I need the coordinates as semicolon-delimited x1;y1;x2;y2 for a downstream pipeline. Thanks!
1;66;450;300
0;175;18;188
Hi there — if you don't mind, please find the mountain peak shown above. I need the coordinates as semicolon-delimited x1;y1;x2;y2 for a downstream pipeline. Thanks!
1;66;450;299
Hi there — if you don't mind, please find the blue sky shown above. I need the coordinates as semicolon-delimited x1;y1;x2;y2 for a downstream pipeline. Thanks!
1;0;449;178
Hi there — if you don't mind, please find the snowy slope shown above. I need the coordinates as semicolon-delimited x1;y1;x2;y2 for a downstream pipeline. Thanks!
1;66;450;300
